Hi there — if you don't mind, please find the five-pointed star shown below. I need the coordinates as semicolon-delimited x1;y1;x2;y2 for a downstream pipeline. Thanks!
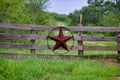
48;27;73;51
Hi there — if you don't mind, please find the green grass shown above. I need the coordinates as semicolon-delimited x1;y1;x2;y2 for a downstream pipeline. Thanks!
55;21;67;26
0;57;120;80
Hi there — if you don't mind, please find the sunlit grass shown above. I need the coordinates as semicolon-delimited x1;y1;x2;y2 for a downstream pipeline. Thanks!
0;57;120;80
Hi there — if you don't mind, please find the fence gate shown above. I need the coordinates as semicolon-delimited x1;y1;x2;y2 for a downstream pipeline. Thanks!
0;23;120;59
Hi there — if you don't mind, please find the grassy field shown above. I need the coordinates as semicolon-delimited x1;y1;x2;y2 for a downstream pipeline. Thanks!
0;27;119;80
0;57;120;80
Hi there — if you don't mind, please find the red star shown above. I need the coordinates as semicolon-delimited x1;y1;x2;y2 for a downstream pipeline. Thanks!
48;27;73;51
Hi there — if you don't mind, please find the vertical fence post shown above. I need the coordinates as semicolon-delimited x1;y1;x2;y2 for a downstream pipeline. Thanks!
118;24;120;55
30;22;36;54
78;14;83;56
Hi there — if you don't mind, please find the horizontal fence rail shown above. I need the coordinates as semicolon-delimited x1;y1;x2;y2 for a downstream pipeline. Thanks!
0;43;119;50
0;23;120;58
0;33;117;41
0;23;120;32
0;52;119;59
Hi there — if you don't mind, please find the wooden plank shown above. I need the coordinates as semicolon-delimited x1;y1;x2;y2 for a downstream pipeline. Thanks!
0;23;31;30
0;33;117;41
117;32;120;55
82;36;117;41
83;46;119;51
0;43;32;49
0;43;79;50
0;33;21;39
77;14;83;55
77;15;83;56
0;52;29;58
0;43;48;49
72;36;117;41
0;52;119;59
0;23;120;32
34;54;120;59
34;26;120;32
69;27;120;32
0;43;119;51
0;23;55;30
30;23;36;54
0;33;46;40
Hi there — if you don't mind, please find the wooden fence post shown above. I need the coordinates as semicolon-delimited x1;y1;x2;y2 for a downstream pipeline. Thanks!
78;14;83;56
118;24;120;55
30;22;36;54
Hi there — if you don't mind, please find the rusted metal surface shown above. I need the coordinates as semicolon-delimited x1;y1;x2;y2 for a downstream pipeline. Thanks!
48;27;73;51
47;27;74;54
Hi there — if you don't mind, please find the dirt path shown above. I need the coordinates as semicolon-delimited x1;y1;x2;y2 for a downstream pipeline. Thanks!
105;59;120;80
105;59;120;66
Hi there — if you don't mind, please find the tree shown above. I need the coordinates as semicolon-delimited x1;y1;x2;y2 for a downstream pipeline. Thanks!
68;0;120;26
0;0;25;23
25;0;49;13
68;10;81;26
99;12;120;27
25;0;54;25
0;0;54;25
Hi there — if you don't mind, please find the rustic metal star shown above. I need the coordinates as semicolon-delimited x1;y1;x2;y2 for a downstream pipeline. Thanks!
48;27;73;51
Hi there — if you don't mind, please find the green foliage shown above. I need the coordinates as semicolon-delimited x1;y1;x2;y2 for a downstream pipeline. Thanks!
99;12;120;27
25;0;49;13
0;0;55;25
34;11;55;25
68;10;80;26
0;0;25;23
24;0;55;25
68;0;120;27
0;57;120;80
50;13;71;26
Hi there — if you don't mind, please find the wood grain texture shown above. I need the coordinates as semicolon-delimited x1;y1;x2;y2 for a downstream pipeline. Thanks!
0;43;119;51
77;24;83;55
0;33;117;41
117;32;120;55
0;52;119;59
0;23;120;56
0;23;120;32
83;46;119;50
0;33;46;40
30;28;36;54
82;36;117;41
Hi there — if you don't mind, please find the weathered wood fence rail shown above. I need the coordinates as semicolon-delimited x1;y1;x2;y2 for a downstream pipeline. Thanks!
0;23;120;59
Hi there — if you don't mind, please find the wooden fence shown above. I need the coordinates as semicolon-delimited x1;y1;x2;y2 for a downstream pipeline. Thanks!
0;23;120;59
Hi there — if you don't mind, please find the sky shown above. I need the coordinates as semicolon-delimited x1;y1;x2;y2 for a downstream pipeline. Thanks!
47;0;88;14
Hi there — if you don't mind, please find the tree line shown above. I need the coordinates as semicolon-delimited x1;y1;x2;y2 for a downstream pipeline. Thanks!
0;0;70;26
69;0;120;27
0;0;120;26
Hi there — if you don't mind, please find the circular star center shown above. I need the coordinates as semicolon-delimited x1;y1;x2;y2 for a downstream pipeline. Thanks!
48;27;73;51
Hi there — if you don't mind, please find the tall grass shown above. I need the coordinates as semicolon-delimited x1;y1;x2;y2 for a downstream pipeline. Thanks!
0;57;120;80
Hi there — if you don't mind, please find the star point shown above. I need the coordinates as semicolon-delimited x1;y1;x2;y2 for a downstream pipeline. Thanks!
48;27;73;51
